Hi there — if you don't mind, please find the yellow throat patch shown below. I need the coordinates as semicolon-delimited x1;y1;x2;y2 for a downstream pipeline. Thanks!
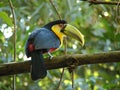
51;24;65;45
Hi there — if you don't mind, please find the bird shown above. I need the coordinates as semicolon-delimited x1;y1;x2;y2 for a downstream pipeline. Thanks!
25;20;84;81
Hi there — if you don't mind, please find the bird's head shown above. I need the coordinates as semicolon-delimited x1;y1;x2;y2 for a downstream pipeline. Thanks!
44;20;85;46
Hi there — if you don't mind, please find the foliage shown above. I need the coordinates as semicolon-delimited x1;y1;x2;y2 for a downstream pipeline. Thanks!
0;0;120;90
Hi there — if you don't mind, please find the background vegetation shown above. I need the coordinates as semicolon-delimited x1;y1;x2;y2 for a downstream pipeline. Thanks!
0;0;120;90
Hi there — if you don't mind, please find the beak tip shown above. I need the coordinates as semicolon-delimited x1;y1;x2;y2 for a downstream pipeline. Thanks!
81;41;85;47
80;35;85;47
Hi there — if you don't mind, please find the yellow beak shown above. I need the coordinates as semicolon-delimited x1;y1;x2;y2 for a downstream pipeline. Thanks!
63;24;85;46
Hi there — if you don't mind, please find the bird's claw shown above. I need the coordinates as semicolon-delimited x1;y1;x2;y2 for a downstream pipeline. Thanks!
48;52;53;60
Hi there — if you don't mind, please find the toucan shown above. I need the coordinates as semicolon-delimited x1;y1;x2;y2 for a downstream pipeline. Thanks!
25;20;84;81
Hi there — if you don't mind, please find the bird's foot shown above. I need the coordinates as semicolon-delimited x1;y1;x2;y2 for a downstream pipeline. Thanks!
48;52;53;60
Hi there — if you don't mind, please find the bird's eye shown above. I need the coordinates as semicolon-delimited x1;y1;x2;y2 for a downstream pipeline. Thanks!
60;24;66;32
58;24;64;28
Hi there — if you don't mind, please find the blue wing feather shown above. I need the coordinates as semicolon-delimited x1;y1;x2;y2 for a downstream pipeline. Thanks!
34;28;60;49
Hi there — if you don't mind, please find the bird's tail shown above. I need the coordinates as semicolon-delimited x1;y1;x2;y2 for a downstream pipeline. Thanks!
31;51;47;80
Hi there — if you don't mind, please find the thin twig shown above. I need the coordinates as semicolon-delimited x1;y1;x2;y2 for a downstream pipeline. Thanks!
49;0;64;89
56;38;67;90
56;68;64;90
71;70;74;90
49;0;62;20
83;0;120;5
64;37;75;90
56;38;68;90
8;0;17;90
67;66;75;90
89;0;120;5
115;0;120;23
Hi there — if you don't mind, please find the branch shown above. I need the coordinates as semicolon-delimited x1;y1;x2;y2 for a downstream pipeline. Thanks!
0;51;120;77
8;0;17;89
82;0;120;5
49;0;62;19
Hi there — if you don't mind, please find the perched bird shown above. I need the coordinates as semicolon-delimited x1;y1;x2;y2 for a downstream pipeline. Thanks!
25;20;84;80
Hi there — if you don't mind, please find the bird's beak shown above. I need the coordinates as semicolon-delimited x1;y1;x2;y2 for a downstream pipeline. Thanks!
62;24;85;46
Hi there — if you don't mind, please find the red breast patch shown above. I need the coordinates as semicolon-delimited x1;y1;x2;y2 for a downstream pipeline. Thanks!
28;44;35;52
49;48;57;52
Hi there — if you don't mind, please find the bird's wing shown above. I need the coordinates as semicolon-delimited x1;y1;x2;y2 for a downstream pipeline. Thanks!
33;28;60;49
25;28;60;56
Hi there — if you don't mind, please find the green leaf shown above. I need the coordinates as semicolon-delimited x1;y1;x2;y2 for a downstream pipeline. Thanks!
0;11;13;26
0;31;4;43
